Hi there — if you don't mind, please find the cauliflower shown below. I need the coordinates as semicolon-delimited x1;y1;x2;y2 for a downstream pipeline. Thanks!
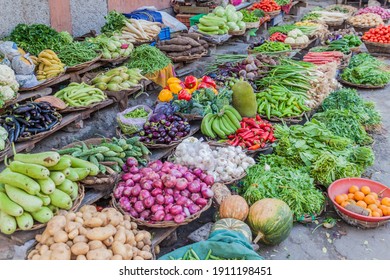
0;65;18;106
0;85;16;101
0;65;17;85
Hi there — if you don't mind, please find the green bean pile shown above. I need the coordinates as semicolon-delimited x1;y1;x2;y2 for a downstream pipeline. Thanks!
126;45;171;75
57;42;99;66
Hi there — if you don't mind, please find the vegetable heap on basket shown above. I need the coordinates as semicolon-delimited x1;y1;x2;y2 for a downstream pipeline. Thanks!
0;102;61;142
0;151;97;234
0;65;19;108
303;51;344;65
241;154;325;220
325;28;361;44
157;33;208;62
341;53;390;86
54;82;107;108
9;24;73;56
269;32;287;42
174;137;255;183
139;113;191;145
202;5;246;35
126;45;171;75
268;24;319;36
57;41;99;67
90;66;146;91
242;9;264;23
33;49;65;81
226;115;276;150
113;19;161;44
27;205;154;260
101;11;127;35
87;34;134;60
252;41;291;53
303;9;349;23
283;28;310;46
58;137;150;174
250;0;280;12
362;25;390;44
273;120;374;186
114;159;215;223
356;6;390;21
348;13;384;27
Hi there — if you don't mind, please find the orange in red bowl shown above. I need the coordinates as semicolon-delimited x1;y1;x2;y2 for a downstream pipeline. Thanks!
328;178;390;223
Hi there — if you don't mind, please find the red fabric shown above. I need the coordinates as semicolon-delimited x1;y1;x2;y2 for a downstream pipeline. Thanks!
281;1;293;14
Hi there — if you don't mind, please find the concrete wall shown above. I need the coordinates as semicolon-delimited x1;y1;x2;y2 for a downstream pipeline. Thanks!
0;0;171;38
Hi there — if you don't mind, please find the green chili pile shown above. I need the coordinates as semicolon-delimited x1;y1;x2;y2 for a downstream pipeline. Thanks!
253;41;291;53
124;108;149;119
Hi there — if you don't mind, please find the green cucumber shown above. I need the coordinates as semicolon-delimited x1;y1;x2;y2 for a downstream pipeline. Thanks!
49;171;66;186
100;143;123;152
57;179;74;195
61;168;70;176
47;157;72;171
16;212;34;230
0;192;24;217
9;161;50;180
77;147;110;157
36;178;56;194
49;188;72;210
5;185;43;212
36;193;51;206
62;155;99;176
65;168;80;182
73;168;90;180
104;157;124;166
0;168;40;195
57;147;81;155
30;206;53;223
0;210;17;234
69;182;79;201
89;155;100;167
102;151;118;157
95;153;104;161
14;151;60;167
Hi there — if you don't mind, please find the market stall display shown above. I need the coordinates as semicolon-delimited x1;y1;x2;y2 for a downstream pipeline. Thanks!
87;34;134;61
113;19;161;45
57;41;101;71
249;41;292;55
26;206;154;260
362;25;390;54
302;9;350;27
250;0;281;17
283;28;310;49
356;6;390;21
241;9;264;29
32;49;65;81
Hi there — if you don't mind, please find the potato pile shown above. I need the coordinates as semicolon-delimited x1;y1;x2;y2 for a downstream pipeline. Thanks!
27;206;154;260
348;13;384;27
157;33;209;62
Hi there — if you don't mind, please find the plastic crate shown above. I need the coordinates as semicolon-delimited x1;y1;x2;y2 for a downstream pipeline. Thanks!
158;27;171;41
190;14;206;26
176;14;195;28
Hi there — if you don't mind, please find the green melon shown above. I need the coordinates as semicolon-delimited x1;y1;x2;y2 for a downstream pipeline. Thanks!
232;81;257;118
211;218;252;243
247;198;293;245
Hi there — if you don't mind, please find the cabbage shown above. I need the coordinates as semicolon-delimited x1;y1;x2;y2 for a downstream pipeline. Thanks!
295;28;304;36
285;37;296;44
227;12;239;23
225;4;236;15
227;22;239;31
214;6;225;17
287;29;299;38
237;21;246;30
237;11;243;21
295;37;306;44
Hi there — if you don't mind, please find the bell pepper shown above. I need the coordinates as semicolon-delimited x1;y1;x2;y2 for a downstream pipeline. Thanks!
201;76;216;88
178;89;192;101
167;77;181;85
184;75;198;89
169;83;183;94
197;81;213;90
158;89;174;102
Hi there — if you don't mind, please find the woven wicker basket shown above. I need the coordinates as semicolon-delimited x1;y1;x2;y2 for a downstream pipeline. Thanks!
325;18;345;27
207;140;272;156
287;41;310;50
334;207;389;229
100;55;130;65
338;77;387;89
15;184;85;232
65;54;102;72
228;28;246;36
19;73;66;92
0;139;11;160
245;21;260;29
364;40;390;55
168;50;208;63
326;4;357;16
111;193;212;228
259;112;307;124
265;10;281;18
351;24;376;34
59;99;110;114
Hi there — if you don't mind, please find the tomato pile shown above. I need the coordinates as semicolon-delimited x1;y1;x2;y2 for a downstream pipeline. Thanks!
362;25;390;44
250;0;280;12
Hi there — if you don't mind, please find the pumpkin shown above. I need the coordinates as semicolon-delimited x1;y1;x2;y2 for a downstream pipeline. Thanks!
219;195;249;221
211;218;252;243
247;198;293;245
211;183;231;205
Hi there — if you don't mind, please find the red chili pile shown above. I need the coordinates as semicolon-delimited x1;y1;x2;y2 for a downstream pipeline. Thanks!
269;32;287;42
227;115;276;150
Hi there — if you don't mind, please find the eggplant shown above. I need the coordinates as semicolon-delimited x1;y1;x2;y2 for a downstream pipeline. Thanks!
14;117;29;126
8;128;15;142
160;131;166;137
176;132;184;138
168;131;176;138
164;136;172;143
13;104;34;114
156;137;165;144
171;127;178;133
152;132;160;139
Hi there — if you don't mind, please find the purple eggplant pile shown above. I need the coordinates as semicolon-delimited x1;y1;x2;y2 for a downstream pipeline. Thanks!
114;159;214;224
139;113;191;145
0;101;61;142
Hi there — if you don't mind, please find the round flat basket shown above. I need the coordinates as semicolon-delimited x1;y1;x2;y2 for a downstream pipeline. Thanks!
325;18;345;27
364;40;390;55
334;206;389;229
245;21;260;29
207;140;272;156
351;24;376;34
111;194;212;228
16;184;85;232
217;172;247;186
1;92;20;110
175;112;203;121
326;4;357;16
16;112;62;143
287;41;310;50
259;112;307;124
58;98;110;114
169;50;208;63
265;10;280;18
338;77;386;89
228;28;246;36
100;55;130;65
19;73;66;92
0;139;11;159
65;54;102;73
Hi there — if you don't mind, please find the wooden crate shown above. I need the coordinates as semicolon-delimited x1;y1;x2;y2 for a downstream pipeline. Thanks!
176;13;196;28
179;5;211;14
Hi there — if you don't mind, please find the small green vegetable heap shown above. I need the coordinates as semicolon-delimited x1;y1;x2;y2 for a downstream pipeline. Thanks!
253;41;291;53
241;9;264;23
242;155;325;219
268;24;318;36
273;120;374;186
126;45;171;75
9;24;73;56
54;82;107;107
341;53;390;86
321;88;381;128
169;248;244;260
302;12;322;21
342;34;362;47
124;108;148;119
57;41;99;67
87;34;133;59
101;11;127;35
90;66;146;91
58;137;150;173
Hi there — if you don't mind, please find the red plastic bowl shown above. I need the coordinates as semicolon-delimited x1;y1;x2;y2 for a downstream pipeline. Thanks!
328;178;390;222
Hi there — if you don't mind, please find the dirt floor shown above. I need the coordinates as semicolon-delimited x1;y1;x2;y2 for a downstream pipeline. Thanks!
2;0;390;260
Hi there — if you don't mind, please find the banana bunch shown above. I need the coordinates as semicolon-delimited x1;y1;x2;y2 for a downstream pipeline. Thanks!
201;105;242;139
35;50;65;81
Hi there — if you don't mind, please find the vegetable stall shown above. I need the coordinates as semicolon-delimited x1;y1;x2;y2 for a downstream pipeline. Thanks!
1;1;390;261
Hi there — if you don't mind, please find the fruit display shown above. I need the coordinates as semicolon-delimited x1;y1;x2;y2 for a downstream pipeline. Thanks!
334;185;390;217
57;137;150;174
113;160;214;224
201;105;242;139
54;83;107;108
0;102;61;142
250;0;281;13
33;49;65;81
247;198;293;245
0;151;96;234
89;66;146;91
27;206;154;260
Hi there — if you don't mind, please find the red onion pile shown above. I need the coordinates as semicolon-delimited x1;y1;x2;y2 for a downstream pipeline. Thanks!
357;7;390;20
114;158;215;224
